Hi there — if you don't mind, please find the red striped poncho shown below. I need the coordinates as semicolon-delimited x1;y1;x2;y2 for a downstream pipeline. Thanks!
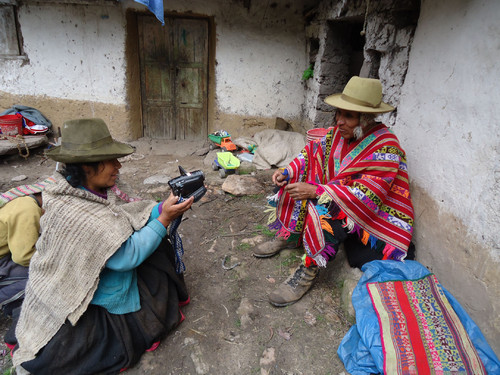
272;124;414;266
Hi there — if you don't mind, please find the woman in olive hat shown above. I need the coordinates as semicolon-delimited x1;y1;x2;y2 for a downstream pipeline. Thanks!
6;118;194;374
254;76;415;307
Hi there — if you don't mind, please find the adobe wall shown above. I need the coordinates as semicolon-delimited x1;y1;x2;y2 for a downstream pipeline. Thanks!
0;0;312;140
0;2;130;139
396;0;500;353
305;0;500;355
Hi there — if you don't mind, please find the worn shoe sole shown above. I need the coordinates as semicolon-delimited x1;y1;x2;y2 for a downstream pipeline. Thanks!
269;299;298;307
252;250;281;258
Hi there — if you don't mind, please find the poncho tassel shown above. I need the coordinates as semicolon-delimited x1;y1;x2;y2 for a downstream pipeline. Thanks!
320;243;337;261
384;247;407;261
268;219;282;231
266;191;280;207
313;253;327;268
343;217;355;233
301;254;318;268
265;206;278;225
382;243;396;260
276;226;291;240
360;230;370;246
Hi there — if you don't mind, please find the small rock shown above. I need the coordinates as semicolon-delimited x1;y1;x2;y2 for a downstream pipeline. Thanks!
304;311;316;326
236;298;255;329
221;175;264;196
194;146;210;156
190;347;209;375
241;235;267;246
207;240;217;253
341;278;359;320
11;175;27;182
120;153;145;162
203;150;219;166
322;294;334;306
266;276;276;283
325;310;341;323
143;174;171;184
144;186;170;194
236;297;254;317
260;347;276;375
277;328;292;341
238;160;256;174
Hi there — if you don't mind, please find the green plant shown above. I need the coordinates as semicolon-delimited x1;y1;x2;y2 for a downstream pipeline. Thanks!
254;224;274;237
279;254;300;269
302;64;314;80
237;242;251;251
2;366;15;375
250;367;261;374
235;319;241;328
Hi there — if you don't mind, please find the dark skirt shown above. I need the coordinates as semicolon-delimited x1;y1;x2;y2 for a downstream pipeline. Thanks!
0;254;29;316
5;238;188;375
320;217;416;269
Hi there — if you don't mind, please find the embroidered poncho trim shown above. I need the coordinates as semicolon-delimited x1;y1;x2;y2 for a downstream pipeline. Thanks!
271;125;414;266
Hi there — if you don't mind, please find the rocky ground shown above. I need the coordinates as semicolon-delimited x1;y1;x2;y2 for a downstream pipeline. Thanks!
0;137;360;375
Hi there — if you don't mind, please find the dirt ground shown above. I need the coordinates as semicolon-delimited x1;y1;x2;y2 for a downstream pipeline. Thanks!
0;138;353;375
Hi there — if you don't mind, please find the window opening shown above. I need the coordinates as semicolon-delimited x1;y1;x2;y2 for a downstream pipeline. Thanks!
0;1;24;58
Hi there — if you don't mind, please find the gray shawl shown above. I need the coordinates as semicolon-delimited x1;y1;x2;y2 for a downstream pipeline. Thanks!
13;173;157;365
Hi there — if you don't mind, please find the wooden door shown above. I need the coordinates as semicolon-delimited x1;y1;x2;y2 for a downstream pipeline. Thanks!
138;16;208;140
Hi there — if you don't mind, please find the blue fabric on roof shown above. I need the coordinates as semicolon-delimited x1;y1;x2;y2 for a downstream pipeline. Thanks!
134;0;164;25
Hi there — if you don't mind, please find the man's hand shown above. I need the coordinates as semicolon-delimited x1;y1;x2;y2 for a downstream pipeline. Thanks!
272;169;288;187
283;182;318;201
157;193;194;228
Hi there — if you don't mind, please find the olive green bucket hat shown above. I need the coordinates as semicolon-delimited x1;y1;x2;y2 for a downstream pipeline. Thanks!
45;118;134;163
324;76;395;114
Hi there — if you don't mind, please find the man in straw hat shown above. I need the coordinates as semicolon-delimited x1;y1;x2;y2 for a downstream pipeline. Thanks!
254;76;415;307
6;118;194;374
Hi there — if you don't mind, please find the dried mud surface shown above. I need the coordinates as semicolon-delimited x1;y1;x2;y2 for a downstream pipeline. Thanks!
0;139;352;375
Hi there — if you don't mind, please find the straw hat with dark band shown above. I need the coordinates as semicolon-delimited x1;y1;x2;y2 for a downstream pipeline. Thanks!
324;76;395;114
46;118;134;163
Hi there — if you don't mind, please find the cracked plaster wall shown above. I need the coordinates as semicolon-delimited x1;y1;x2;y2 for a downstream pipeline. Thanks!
396;0;500;353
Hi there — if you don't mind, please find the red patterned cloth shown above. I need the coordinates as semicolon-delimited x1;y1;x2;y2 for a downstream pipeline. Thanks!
272;124;414;265
368;274;487;374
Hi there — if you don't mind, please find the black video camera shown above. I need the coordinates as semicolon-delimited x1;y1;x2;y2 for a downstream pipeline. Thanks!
168;166;207;203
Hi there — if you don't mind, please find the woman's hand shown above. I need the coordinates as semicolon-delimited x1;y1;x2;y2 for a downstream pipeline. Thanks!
283;182;318;201
157;193;194;228
272;169;288;187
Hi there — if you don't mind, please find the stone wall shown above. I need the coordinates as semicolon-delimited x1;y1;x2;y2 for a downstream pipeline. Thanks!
305;0;420;127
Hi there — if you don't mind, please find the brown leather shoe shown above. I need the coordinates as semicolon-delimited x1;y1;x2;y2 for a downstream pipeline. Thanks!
268;264;319;306
252;237;290;258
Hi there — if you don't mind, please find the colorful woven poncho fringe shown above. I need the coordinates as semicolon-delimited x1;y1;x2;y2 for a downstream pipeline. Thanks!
270;125;414;266
0;177;57;208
